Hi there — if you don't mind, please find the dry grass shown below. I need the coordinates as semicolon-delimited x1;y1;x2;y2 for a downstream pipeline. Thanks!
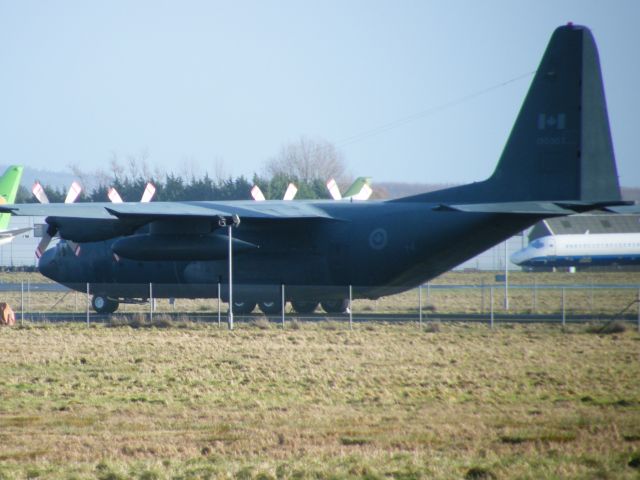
0;321;639;479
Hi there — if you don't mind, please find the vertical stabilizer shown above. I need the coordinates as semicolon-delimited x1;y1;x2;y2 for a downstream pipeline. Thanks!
0;166;23;230
398;24;621;204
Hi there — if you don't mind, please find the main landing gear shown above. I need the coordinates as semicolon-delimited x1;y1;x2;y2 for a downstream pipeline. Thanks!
88;295;349;316
230;298;349;315
92;295;119;314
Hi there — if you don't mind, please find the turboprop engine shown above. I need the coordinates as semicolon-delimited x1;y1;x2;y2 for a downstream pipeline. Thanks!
112;234;258;261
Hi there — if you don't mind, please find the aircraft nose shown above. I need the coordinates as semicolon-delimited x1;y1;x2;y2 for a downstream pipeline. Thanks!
38;247;58;280
510;248;528;266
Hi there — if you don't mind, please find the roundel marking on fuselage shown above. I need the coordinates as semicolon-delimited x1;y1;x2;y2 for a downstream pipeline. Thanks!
369;228;388;250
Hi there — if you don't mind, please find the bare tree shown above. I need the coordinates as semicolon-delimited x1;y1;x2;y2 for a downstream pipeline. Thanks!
265;136;346;182
126;148;152;181
212;156;227;183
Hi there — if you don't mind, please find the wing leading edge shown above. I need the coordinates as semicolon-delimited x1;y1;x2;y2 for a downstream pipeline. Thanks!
0;201;341;243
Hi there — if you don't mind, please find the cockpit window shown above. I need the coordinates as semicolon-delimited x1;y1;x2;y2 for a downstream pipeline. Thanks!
531;239;544;249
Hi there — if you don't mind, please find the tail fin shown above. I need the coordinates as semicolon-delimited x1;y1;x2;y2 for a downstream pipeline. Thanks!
343;176;373;200
0;166;24;230
400;24;621;204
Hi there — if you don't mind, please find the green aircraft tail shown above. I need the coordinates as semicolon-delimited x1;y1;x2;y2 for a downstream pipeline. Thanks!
398;24;621;205
343;177;372;198
0;165;24;230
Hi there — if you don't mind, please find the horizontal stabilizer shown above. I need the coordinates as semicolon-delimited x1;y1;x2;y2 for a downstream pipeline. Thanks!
604;203;640;214
434;200;629;215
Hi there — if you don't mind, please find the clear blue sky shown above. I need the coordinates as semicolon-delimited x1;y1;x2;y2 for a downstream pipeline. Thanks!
1;0;638;186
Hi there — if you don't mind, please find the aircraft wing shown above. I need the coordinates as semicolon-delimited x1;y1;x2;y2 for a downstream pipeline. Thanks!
104;200;336;221
0;202;116;219
0;200;336;220
0;201;339;243
0;227;32;238
435;200;631;215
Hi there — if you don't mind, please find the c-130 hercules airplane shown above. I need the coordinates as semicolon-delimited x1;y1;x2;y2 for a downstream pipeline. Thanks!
2;24;636;314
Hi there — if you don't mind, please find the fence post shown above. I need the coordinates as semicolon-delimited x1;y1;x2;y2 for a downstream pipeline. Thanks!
561;287;566;328
27;279;30;321
532;280;537;314
637;288;639;334
418;285;422;326
504;240;509;310
490;287;494;329
149;283;153;322
86;283;90;325
20;280;24;325
217;282;221;327
349;285;353;330
281;283;285;328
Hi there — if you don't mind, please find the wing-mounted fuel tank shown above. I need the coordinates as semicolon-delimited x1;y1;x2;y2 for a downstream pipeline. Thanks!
112;233;258;261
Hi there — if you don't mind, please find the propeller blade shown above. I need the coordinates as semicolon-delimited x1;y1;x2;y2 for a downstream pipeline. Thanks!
351;183;373;201
108;187;123;203
35;224;58;259
64;181;82;203
283;183;297;201
251;185;266;201
140;182;156;203
326;178;342;200
32;181;50;204
35;233;52;259
67;241;81;256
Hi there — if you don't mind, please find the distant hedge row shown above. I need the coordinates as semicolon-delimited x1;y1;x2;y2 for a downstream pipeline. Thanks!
16;172;332;203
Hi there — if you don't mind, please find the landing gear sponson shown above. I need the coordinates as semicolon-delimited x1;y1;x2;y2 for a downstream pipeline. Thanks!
90;295;348;315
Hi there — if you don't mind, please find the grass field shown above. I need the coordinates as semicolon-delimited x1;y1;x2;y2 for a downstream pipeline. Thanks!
1;321;639;479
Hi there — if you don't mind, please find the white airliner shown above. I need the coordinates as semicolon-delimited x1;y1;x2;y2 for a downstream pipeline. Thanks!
511;233;640;269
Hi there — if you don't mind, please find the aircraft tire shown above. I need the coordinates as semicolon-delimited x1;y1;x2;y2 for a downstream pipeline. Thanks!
92;295;119;314
291;300;319;314
320;299;349;314
258;300;283;315
232;300;256;314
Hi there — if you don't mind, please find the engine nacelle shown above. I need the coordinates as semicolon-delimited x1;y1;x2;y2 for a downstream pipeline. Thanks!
112;234;258;261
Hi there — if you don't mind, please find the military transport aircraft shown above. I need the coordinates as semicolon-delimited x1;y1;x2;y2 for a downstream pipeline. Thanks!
1;25;635;314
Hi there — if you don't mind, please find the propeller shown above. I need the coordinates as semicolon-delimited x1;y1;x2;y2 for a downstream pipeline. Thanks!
31;181;49;204
251;183;298;201
326;177;373;201
351;183;373;201
140;182;156;202
108;182;156;203
283;183;297;201
35;223;56;259
64;181;82;204
251;185;266;201
32;180;83;257
107;187;123;203
326;178;342;200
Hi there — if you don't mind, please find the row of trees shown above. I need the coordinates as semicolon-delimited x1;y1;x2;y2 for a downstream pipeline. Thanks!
15;137;348;203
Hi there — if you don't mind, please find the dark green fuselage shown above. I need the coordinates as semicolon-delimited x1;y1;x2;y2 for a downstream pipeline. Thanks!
40;200;538;301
